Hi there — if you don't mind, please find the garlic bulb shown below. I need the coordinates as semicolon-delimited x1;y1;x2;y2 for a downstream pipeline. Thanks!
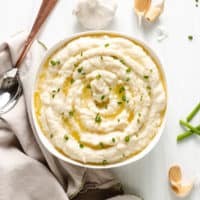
73;0;117;29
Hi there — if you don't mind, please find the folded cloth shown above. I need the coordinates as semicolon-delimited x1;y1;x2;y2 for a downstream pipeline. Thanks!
0;32;141;200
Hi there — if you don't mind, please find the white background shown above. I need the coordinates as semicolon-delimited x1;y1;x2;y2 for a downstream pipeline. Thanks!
1;0;200;199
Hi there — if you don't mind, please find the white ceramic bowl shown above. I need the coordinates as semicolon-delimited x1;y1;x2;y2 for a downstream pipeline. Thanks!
31;31;168;169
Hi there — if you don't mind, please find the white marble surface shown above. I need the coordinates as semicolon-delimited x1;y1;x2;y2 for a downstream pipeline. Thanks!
1;0;200;199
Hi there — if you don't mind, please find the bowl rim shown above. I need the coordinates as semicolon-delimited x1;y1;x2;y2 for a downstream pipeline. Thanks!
31;30;168;169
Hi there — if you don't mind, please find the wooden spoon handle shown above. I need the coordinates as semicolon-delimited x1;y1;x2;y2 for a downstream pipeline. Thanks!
16;0;58;68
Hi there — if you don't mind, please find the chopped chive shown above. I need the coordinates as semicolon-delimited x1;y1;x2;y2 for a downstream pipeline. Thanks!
147;86;151;90
50;134;54;138
126;68;131;73
188;35;193;41
138;112;141;117
96;74;101;79
126;77;130;82
117;119;120;122
119;86;125;93
122;95;126;102
79;143;84;148
177;125;200;142
150;69;153;73
74;63;78;68
104;43;110;48
102;160;108;165
120;59;126;65
69;110;74;117
99;142;104;148
117;101;122;105
140;95;143;101
186;102;200;122
95;113;102;123
50;60;60;66
77;67;83;73
101;95;105;100
64;135;69;141
112;138;116;143
137;118;140;123
80;51;83;56
86;84;91;89
143;75;149;79
179;120;200;135
71;79;75;84
124;135;130;143
112;56;118;59
100;56;103;60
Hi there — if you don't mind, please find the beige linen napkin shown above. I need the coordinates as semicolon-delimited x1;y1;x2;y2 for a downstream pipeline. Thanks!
0;32;141;200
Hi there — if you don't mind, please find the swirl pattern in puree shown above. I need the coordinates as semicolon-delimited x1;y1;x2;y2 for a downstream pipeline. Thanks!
34;34;166;165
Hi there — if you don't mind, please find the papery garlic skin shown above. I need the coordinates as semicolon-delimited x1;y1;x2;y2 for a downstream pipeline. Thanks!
145;0;165;22
73;0;117;29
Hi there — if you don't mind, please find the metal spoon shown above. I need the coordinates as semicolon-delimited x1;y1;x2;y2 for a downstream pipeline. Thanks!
0;0;58;114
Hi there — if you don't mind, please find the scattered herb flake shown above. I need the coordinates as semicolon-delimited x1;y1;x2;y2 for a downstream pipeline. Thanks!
80;51;83;56
74;63;78;68
79;143;84;148
100;56;103;61
147;86;151;90
78;67;83;73
188;35;193;41
126;67;131;73
102;159;108;165
125;135;130;143
126;77;130;82
101;95;105;100
143;75;149;79
95;113;102;123
137;118;140;123
104;43;110;48
117;119;120;123
140;95;143;101
120;59;126;65
122;95;127;102
86;84;91;89
96;74;101;79
64;135;69;141
50;134;54;138
117;101;123;105
112;138;116;143
138;112;141;117
119;86;125;93
99;142;104;148
50;60;60;66
69;110;74;117
71;79;75;84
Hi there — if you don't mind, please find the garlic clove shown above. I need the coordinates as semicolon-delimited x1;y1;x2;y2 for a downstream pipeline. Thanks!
144;0;165;22
73;0;117;30
169;165;182;184
134;0;151;25
172;183;194;197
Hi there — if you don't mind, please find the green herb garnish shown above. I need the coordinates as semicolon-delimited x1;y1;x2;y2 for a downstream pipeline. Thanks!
50;134;54;138
96;74;101;79
50;60;60;66
79;143;84;148
126;67;131;73
71;79;75;84
104;43;110;48
102;160;108;165
186;102;200;122
124;135;130;143
86;84;91;89
99;142;104;148
78;67;83;73
122;95;127;102
120;59;126;65
143;75;149;79
64;135;69;141
188;35;193;41
126;77;130;82
117;101;122;105
95;113;102;123
112;138;116;143
101;95;105;100
80;51;83;56
69;110;74;117
119;86;125;93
